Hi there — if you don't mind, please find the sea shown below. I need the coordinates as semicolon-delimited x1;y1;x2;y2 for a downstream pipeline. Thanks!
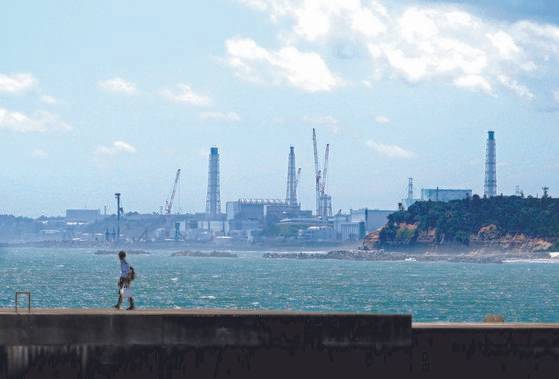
1;246;559;322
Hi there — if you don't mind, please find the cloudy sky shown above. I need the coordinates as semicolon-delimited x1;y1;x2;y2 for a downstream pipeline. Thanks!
2;0;559;216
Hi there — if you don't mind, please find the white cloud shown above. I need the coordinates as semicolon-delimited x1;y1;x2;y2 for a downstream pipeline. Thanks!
0;107;72;133
225;37;343;92
303;115;340;133
498;75;533;99
237;1;559;102
95;140;137;156
32;149;48;159
98;77;137;95
0;73;36;93
200;111;241;122
453;75;493;94
375;115;390;124
553;89;559;104
487;30;520;59
40;95;57;105
239;0;389;42
160;84;211;106
239;0;268;11
366;140;414;159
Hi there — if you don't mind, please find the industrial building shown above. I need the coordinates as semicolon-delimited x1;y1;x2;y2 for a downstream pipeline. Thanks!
44;131;399;245
222;146;312;241
421;188;472;202
333;209;393;241
226;199;291;225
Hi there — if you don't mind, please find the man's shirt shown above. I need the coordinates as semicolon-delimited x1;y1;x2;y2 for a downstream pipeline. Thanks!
120;260;130;278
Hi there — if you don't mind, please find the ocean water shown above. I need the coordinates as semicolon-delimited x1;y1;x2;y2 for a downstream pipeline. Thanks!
1;247;559;322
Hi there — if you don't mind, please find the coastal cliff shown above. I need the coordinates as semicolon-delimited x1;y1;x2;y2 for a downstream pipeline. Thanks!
364;195;559;252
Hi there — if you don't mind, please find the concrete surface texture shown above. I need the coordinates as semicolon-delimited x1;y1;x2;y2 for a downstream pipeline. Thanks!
0;309;557;378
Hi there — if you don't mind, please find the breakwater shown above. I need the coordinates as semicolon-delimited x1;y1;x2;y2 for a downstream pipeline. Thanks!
0;309;558;378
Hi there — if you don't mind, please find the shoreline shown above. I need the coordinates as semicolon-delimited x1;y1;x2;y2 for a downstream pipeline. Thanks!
264;249;553;264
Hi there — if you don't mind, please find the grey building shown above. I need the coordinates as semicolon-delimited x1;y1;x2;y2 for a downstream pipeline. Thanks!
421;188;472;202
350;208;393;232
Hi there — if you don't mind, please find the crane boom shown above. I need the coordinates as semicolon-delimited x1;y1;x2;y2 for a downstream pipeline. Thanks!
312;128;321;216
312;129;319;178
321;144;329;194
294;167;302;205
166;169;181;215
295;168;302;191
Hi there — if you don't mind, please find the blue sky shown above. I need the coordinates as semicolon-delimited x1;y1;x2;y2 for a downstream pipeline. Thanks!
2;0;559;216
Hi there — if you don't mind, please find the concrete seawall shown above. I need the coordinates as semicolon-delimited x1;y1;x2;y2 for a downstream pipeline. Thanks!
0;309;558;378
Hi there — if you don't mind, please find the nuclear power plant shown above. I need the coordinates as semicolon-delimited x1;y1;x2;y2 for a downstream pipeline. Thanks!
24;129;511;246
484;130;497;197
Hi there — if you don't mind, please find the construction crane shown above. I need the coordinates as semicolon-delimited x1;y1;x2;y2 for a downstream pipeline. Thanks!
312;128;321;216
295;168;302;197
320;144;329;195
165;169;181;215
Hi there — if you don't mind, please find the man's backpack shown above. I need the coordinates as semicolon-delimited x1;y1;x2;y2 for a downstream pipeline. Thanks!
128;266;136;281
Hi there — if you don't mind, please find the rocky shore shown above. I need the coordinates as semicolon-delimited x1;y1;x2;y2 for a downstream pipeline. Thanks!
263;249;551;264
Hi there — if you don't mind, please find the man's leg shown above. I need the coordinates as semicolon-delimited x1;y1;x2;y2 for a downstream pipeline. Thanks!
114;279;123;309
114;293;122;309
127;297;135;310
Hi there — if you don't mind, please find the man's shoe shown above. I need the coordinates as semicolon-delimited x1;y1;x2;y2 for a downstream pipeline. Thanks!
126;306;135;311
113;304;120;309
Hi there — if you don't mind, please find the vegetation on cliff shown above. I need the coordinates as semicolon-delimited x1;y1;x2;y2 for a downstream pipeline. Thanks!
376;195;559;249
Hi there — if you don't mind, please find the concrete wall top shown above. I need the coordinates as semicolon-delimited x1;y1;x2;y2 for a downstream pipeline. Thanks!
0;309;412;348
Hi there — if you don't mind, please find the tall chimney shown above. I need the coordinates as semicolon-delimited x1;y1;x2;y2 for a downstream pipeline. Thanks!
484;131;497;197
206;147;221;218
286;146;297;207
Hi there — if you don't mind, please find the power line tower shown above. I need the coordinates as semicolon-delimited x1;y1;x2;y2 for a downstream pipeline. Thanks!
484;131;497;197
206;147;221;219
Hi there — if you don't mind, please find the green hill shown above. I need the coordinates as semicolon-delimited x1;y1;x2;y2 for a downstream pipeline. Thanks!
369;195;559;251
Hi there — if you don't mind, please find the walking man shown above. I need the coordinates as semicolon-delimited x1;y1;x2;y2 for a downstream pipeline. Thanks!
114;251;135;310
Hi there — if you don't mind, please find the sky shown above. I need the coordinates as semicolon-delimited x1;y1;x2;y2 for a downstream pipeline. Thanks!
2;0;559;217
